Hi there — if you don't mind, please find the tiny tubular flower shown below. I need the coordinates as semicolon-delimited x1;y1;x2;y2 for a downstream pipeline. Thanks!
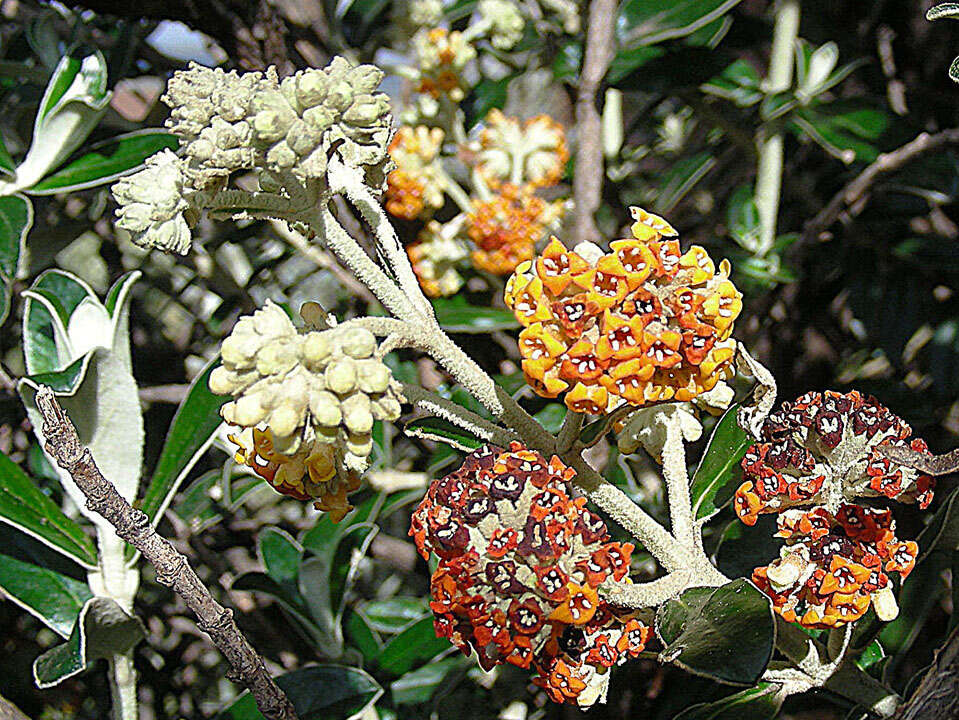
478;0;526;49
751;504;915;628
112;149;194;254
210;302;405;518
406;219;470;297
504;208;742;413
410;443;648;707
733;390;935;525
467;183;564;275
385;126;447;220
469;109;569;189
413;28;476;101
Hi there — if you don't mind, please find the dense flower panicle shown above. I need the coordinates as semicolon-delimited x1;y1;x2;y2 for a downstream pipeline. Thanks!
470;110;569;189
734;390;934;526
414;28;476;101
751;504;917;628
209;302;404;520
407;219;469;297
468;183;564;275
384;126;446;220
410;443;649;707
504;208;741;413
112;150;194;254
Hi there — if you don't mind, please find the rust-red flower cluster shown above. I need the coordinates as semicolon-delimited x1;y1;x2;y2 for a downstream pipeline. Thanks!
734;390;934;526
733;390;932;628
752;504;917;628
410;443;649;707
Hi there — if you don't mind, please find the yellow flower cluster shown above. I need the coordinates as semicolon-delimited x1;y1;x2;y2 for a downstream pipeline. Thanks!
505;208;742;413
384;126;446;221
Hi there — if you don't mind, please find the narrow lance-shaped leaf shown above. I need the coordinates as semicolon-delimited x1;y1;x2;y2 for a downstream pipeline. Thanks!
28;130;179;195
673;683;784;720
0;451;97;567
0;193;33;324
690;404;751;520
404;416;484;451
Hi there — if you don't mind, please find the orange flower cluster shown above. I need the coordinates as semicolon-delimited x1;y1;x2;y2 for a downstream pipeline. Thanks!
752;504;917;628
410;443;649;707
504;208;742;413
416;28;470;99
467;183;562;275
229;427;361;521
384;126;445;221
734;391;934;526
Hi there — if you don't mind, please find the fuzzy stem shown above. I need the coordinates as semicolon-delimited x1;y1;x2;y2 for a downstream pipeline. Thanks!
313;207;414;321
600;572;693;608
330;161;435;318
754;0;800;257
108;653;138;720
402;384;519;447
661;412;695;546
556;411;584;453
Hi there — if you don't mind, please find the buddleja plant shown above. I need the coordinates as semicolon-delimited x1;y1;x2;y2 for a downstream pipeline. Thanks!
100;51;944;718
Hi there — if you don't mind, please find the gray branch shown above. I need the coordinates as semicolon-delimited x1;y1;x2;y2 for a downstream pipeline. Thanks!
35;386;299;720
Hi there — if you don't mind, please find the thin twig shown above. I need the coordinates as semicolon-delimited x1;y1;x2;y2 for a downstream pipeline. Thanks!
34;387;299;720
0;694;30;720
799;128;959;249
572;0;617;245
893;624;959;720
138;384;190;404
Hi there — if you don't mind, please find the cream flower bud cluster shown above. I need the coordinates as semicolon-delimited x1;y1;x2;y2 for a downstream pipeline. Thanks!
209;301;405;472
112;149;194;254
249;58;393;186
112;56;394;255
479;0;525;49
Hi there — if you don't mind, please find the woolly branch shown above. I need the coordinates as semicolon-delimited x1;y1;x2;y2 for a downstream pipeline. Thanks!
34;387;299;720
661;412;695;546
571;0;617;244
800;128;959;250
402;384;519;447
600;571;694;609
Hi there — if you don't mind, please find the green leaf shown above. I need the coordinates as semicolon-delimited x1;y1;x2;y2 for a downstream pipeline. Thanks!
463;75;515;128
139;358;228;524
701;59;763;107
0;451;97;567
534;403;567;434
656;579;775;686
259;527;302;595
28;131;179;195
232;571;331;650
690;404;751;520
714;514;783;580
376;617;451;676
928;3;959;20
0;133;15;178
22;269;98;376
0;546;92;638
791;103;891;164
0;194;32;279
655;151;716;213
608;46;666;84
216;665;383;720
33;596;145;689
359;597;430;634
915;485;959;563
620;0;743;47
673;683;783;720
856;639;885;671
170;468;261;534
37;55;84;124
404;416;484;451
344;610;382;662
431;296;520;333
390;657;466;705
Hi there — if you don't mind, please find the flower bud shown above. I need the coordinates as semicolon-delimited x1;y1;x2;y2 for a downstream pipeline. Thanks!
340;328;377;359
357;359;391;393
233;394;267;427
341;393;374;433
325;357;357;394
268;404;300;439
302;332;332;366
309;390;342;427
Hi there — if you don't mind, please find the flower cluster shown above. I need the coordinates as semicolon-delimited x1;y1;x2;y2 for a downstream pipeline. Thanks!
413;28;476;102
410;443;649;707
406;219;470;297
734;390;934;526
384;126;447;221
112;57;393;254
209;302;404;520
504;208;742;413
470;110;569;189
467;183;564;275
752;504;917;628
